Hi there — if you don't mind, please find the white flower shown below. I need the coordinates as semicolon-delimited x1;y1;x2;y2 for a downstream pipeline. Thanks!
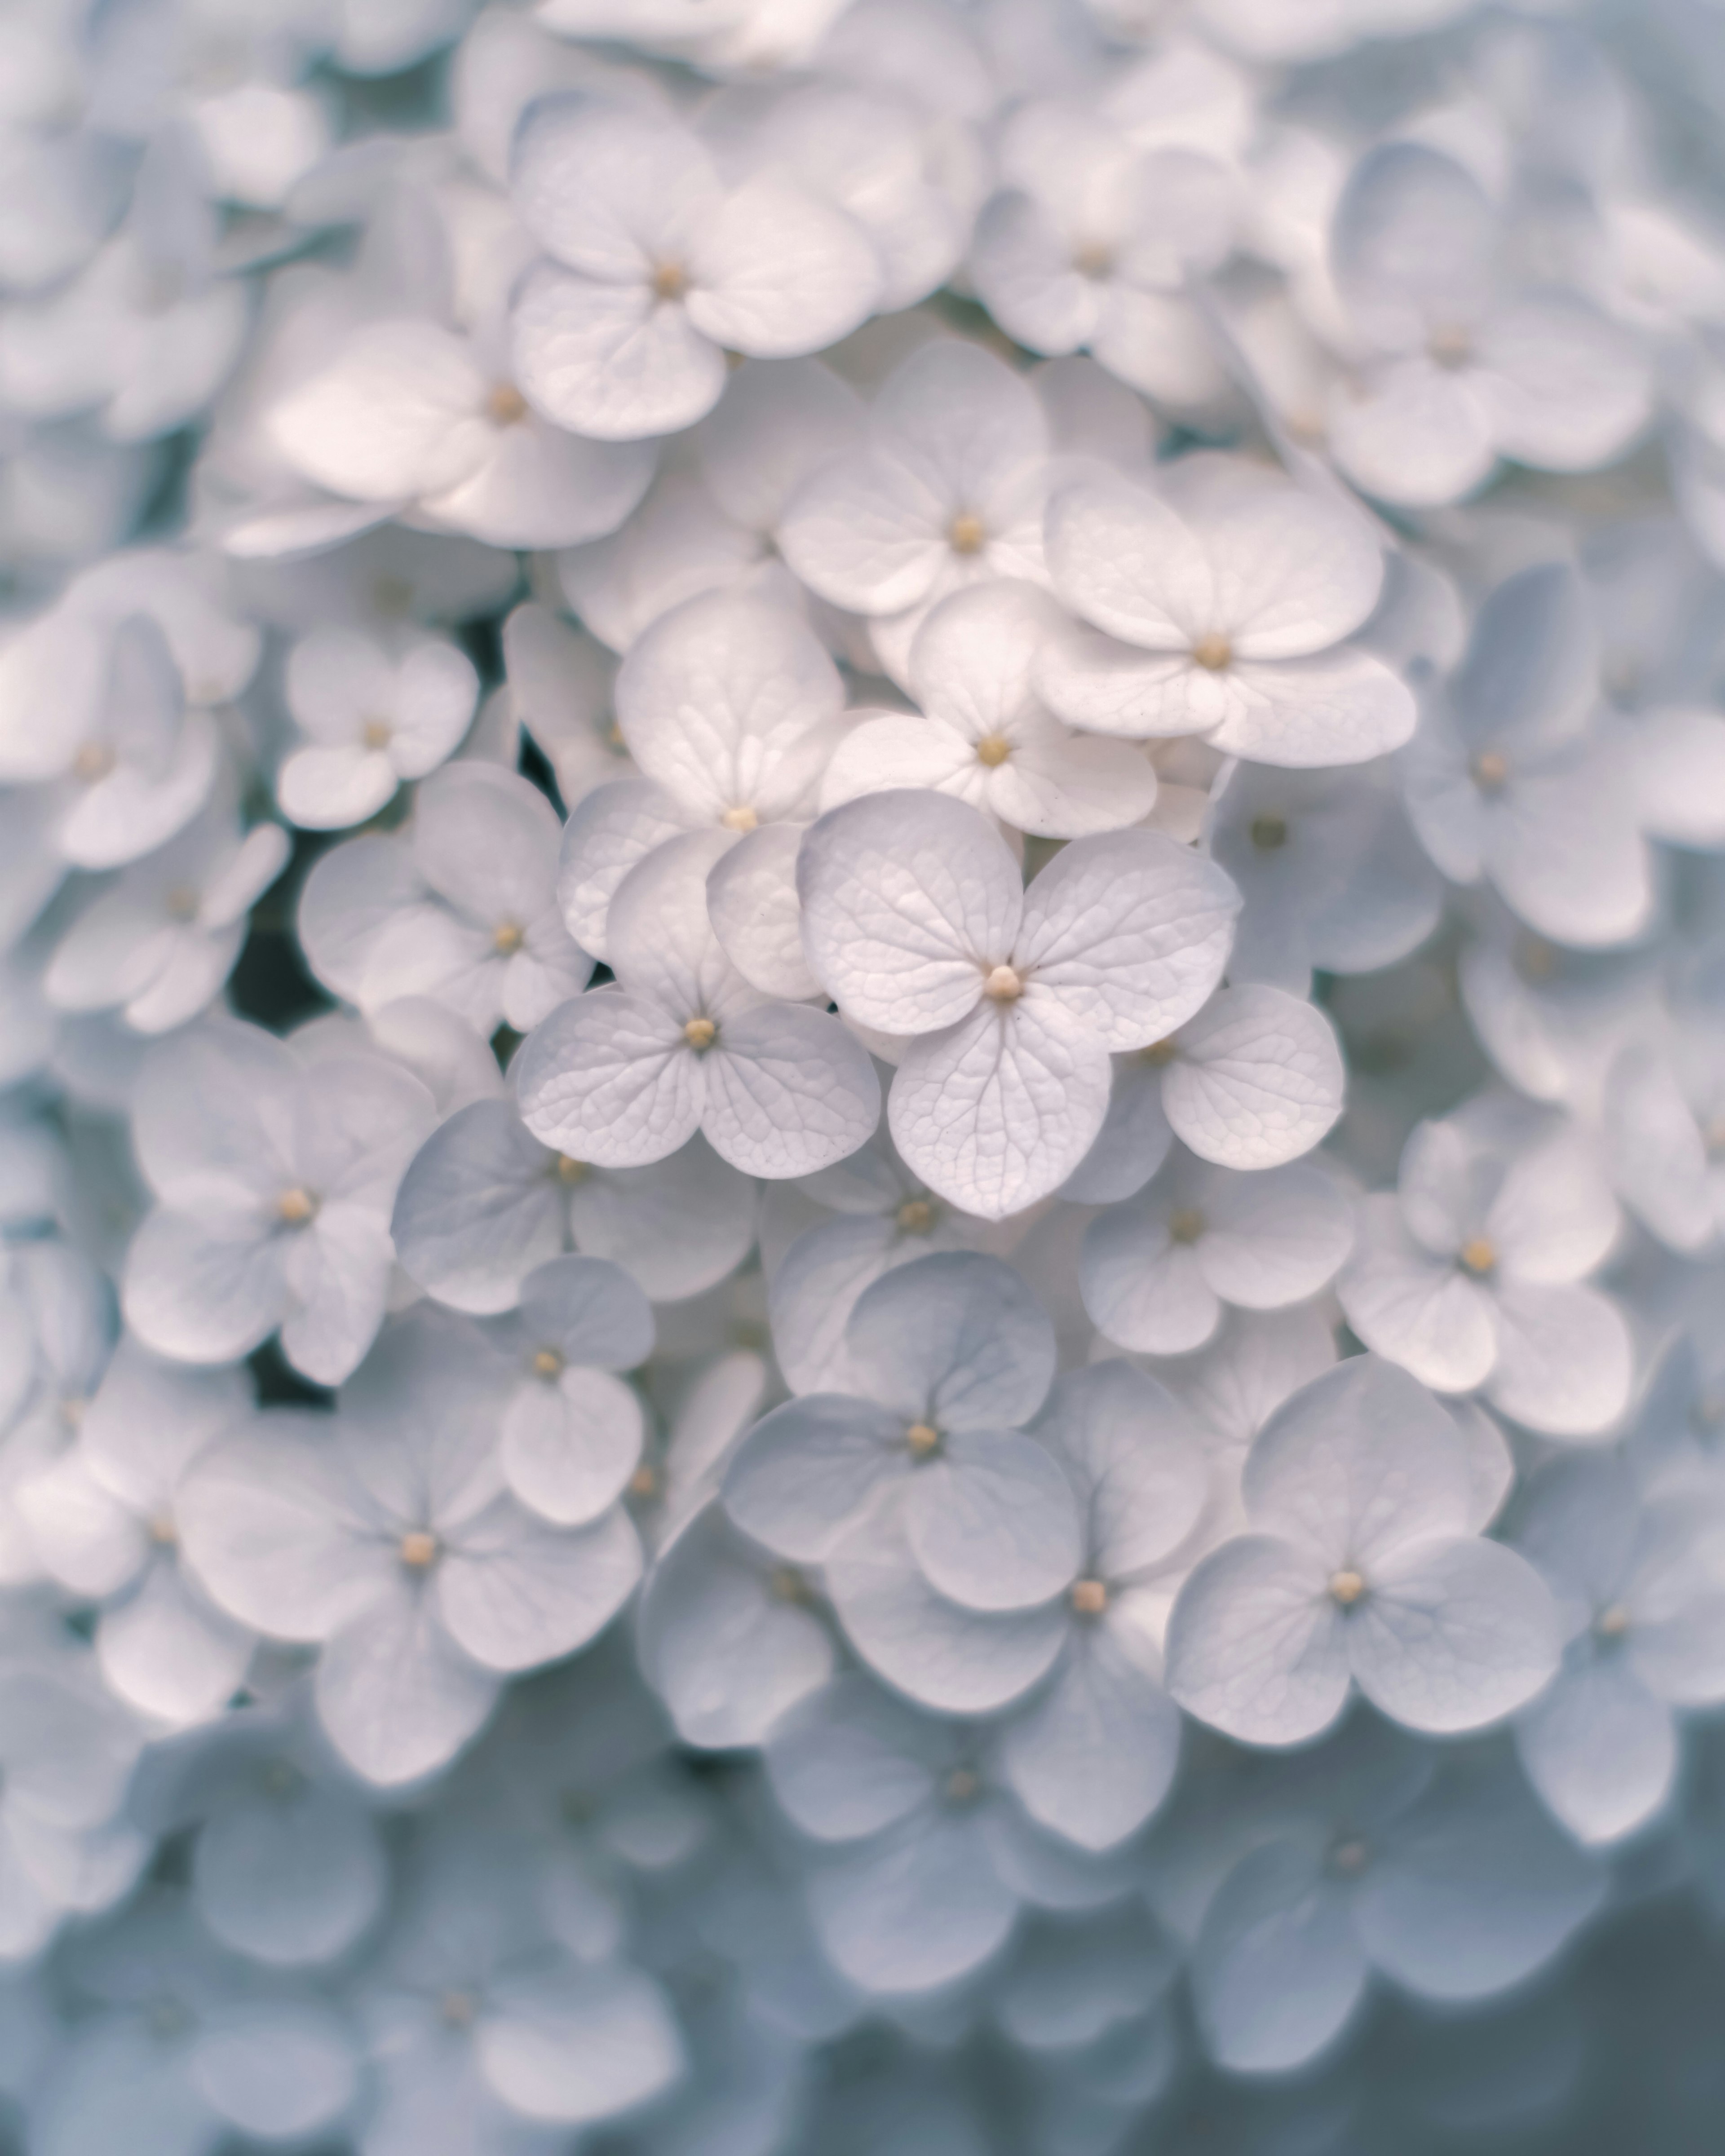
553;590;846;962
778;339;1055;680
353;1836;684;2139
1210;760;1442;996
1325;143;1651;506
1190;1719;1604;2073
820;582;1159;839
31;1890;361;2154
509;95;882;442
0;133;248;444
265;305;657;552
1165;1354;1561;1745
763;1138;994;1396
0;1654;145;1960
1511;1454;1725;1846
44;803;288;1035
797;788;1241;1217
1336;1102;1633;1438
1080;1150;1354;1357
275;628;477;831
131;1695;388;1968
637;1499;835;1751
1061;981;1347;1202
970;102;1234;410
391;1099;756;1313
18;1339;255;1727
177;1311;642;1785
299;763;592;1036
1400;562;1654;950
476;1255;653;1528
518;829;880;1180
122;1021;436;1385
1601;1005;1725;1256
763;1673;1026;1995
725;1251;1077;1614
1037;455;1415;767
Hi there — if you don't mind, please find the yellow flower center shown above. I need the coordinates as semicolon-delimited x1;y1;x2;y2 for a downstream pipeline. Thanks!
684;1017;717;1050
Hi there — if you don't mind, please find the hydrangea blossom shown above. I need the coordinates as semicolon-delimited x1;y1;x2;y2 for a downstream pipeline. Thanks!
3;0;1725;2140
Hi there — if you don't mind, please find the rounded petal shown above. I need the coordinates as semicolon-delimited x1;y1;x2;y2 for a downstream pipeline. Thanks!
1350;1535;1561;1735
699;1002;880;1179
1015;829;1241;1050
516;988;703;1169
1164;1533;1350;1746
315;1584;498;1785
1208;647;1416;768
435;1500;641;1671
845;1249;1057;1432
1485;1281;1633;1438
826;1500;1067;1714
194;1785;386;1967
706;821;822;1000
889;997;1114;1221
1515;1657;1678;1847
513;262;727;442
722;1396;907;1561
500;1367;644;1527
1000;1626;1182;1851
797;790;1021;1034
808;1814;1016;1995
1159;985;1345;1169
1193;1847;1366;2073
905;1428;1084;1613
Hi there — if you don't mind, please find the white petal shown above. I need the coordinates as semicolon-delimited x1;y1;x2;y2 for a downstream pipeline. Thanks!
389;1100;566;1315
1045;482;1212;650
1208;647;1416;768
845;1248;1057;1431
436;1499;640;1670
1034;1361;1212;1580
513;263;726;442
478;1966;684;2125
1337;1197;1498;1395
764;1671;942;1841
194;1783;386;1966
808;1813;1016;1995
1197;1163;1356;1308
684;172;881;356
797;790;1021;1034
1192;1847;1365;2073
1015;829;1241;1049
1485;1281;1633;1438
269;321;489;502
315;1582;498;1785
500;1367;644;1527
1081;1215;1222;1356
699;1002;880;1179
1243;1354;1475;1568
1515;1657;1677;1846
826;1498;1067;1714
97;1562;253;1726
515;989;703;1169
706;821;822;1001
1163;1533;1349;1746
889;996;1113;1221
722;1396;907;1561
616;589;842;822
556;778;692;963
1159;985;1344;1169
1000;1626;1182;1851
905;1428;1084;1613
637;1503;834;1749
1351;1766;1605;2001
1349;1536;1560;1735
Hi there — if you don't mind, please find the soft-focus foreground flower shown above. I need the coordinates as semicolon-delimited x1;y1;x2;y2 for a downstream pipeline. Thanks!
1;0;1725;2145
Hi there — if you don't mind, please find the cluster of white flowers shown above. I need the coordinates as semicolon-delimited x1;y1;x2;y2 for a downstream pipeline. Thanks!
5;0;1725;2148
